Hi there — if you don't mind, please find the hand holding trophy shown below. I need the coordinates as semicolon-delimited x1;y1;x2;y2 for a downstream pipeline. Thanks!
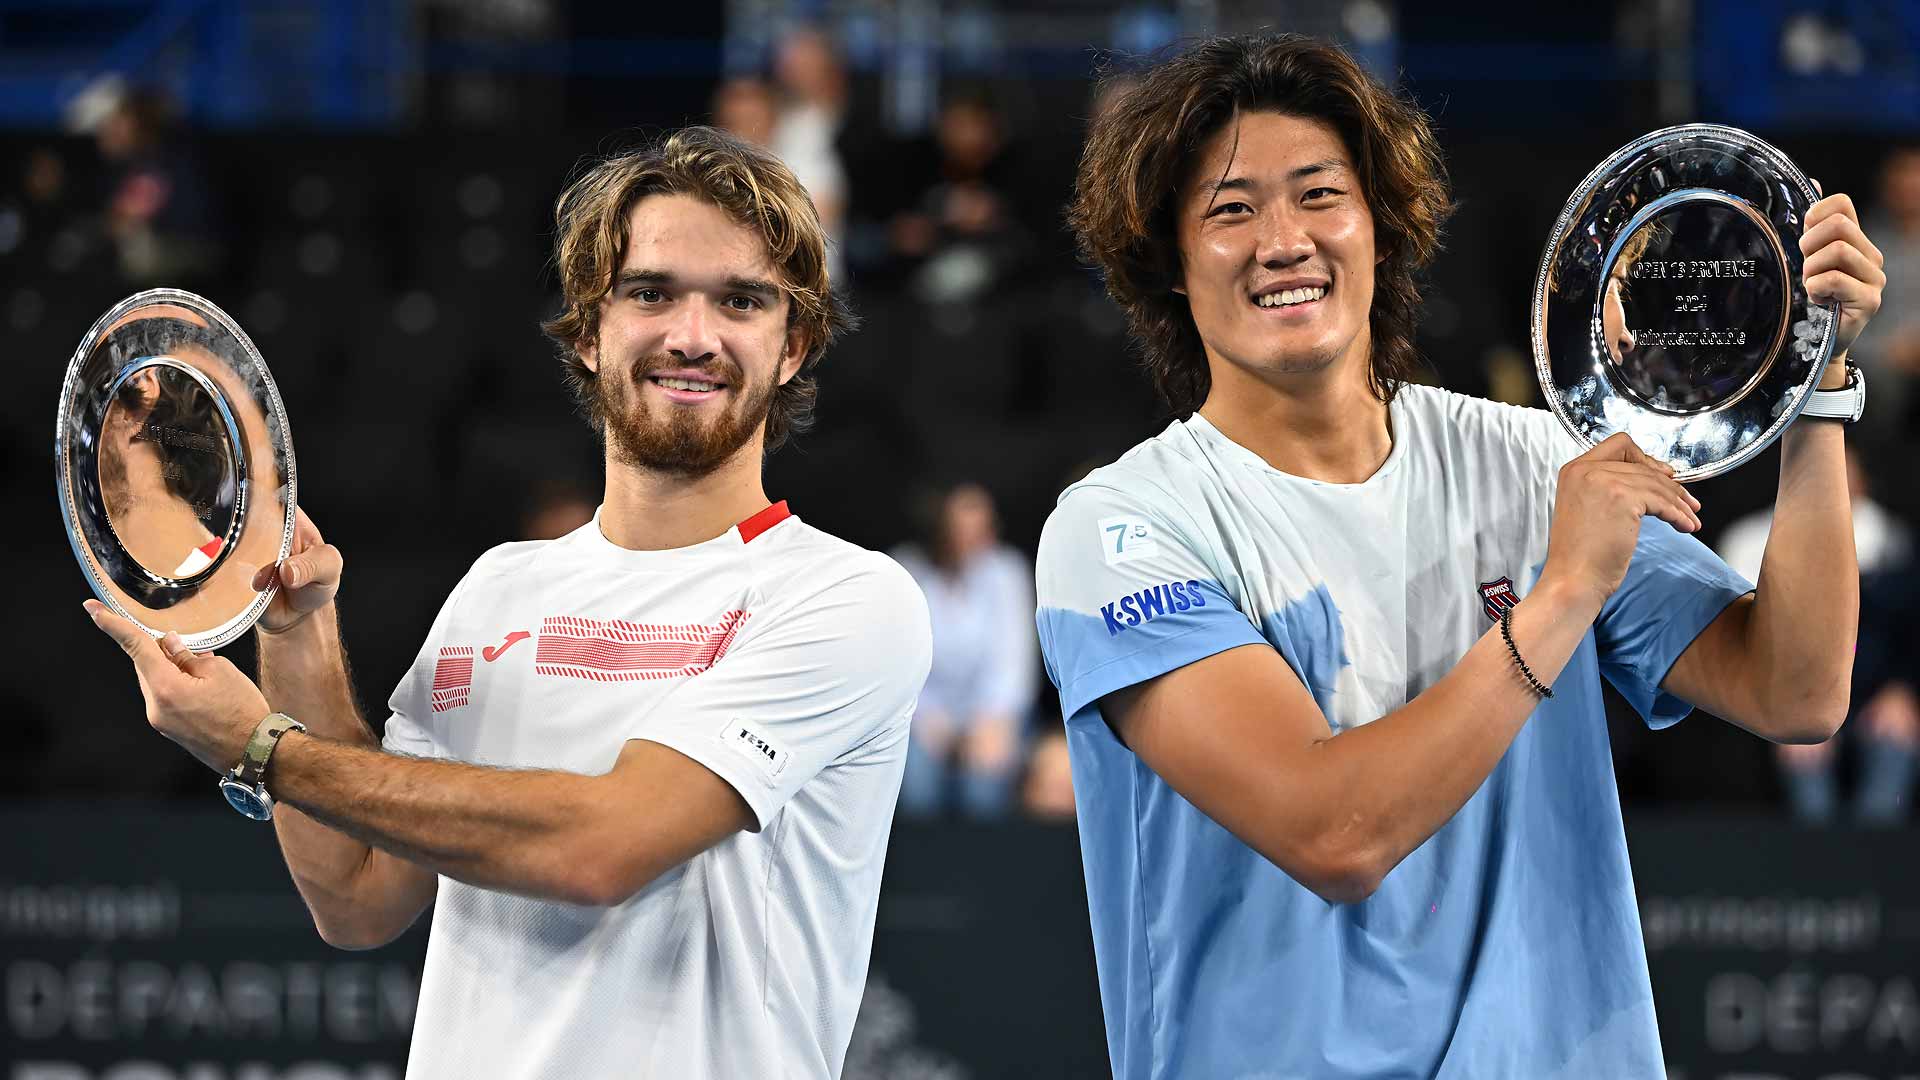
57;289;297;650
1533;124;1872;478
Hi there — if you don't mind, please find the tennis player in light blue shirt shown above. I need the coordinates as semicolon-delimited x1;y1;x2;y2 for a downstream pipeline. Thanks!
1037;33;1882;1079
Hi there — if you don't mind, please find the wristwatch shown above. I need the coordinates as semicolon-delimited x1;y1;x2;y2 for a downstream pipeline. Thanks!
1800;360;1866;424
219;712;305;820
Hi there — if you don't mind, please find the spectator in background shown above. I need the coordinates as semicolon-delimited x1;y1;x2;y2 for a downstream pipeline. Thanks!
771;28;850;285
888;90;1030;305
713;77;778;148
893;482;1038;819
0;146;75;269
1856;145;1920;441
92;86;222;286
1717;446;1917;824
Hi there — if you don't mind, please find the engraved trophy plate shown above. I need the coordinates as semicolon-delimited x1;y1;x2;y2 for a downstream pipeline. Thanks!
1532;124;1837;479
55;289;296;650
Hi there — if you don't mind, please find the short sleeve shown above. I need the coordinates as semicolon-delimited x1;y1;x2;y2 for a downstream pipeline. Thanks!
632;558;933;830
1595;518;1755;729
380;574;473;759
1035;483;1266;722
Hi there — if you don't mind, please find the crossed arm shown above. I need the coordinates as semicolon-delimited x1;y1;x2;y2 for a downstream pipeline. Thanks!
1105;572;1610;905
261;604;755;946
86;595;753;950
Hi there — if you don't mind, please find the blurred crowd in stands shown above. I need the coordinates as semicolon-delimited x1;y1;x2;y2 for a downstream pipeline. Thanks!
5;24;1917;826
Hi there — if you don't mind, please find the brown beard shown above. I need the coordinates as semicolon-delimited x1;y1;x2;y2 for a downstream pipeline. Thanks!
595;352;776;477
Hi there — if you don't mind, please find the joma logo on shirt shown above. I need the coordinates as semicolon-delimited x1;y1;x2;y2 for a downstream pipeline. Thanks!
1102;580;1206;636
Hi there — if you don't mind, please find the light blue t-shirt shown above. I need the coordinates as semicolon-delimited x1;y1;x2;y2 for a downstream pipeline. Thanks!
1034;385;1753;1080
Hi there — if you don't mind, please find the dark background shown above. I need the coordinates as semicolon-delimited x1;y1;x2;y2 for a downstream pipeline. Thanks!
5;1;1920;1077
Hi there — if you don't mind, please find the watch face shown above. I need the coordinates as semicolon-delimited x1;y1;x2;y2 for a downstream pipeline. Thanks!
219;778;273;820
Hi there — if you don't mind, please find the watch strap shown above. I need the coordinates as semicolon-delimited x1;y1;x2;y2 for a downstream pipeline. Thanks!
1801;363;1865;424
231;712;305;788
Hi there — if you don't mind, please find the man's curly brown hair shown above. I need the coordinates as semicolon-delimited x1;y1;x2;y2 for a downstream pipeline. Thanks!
542;126;854;453
1069;34;1453;414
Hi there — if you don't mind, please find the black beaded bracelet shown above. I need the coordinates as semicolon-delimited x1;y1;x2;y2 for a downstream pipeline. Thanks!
1499;605;1553;699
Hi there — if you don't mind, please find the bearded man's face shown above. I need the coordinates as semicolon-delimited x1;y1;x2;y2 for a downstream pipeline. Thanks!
583;192;802;477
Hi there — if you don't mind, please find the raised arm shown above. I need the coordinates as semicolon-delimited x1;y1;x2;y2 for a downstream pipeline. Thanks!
243;511;435;948
258;609;439;948
1663;191;1883;741
1099;432;1699;903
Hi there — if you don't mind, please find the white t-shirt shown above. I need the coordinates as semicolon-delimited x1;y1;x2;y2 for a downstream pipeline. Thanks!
380;502;932;1079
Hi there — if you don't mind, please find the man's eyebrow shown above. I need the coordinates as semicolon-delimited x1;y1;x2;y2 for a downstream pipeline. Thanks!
724;276;780;297
612;268;781;298
1289;158;1350;181
614;268;671;288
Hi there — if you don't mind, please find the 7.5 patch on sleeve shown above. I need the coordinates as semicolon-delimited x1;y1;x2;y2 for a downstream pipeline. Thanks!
1099;516;1159;566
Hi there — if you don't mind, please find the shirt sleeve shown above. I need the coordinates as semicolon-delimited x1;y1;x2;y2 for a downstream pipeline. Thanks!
632;557;933;830
380;572;473;759
1595;518;1755;729
1035;482;1267;722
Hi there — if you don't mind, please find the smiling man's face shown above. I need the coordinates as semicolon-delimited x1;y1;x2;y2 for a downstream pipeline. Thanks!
1175;111;1379;390
583;192;804;476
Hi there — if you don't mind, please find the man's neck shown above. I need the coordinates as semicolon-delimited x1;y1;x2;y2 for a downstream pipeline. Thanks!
597;443;773;551
1197;365;1394;485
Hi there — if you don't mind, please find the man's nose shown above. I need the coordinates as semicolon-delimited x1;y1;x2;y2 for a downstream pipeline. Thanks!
1256;210;1315;267
662;300;721;363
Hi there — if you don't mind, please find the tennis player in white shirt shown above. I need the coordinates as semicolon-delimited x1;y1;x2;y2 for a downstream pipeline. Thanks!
85;126;932;1079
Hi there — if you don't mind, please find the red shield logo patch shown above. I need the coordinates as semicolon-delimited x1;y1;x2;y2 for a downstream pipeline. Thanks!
1479;577;1519;623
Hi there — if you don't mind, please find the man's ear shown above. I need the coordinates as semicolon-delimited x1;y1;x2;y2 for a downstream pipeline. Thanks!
778;325;808;385
579;335;599;374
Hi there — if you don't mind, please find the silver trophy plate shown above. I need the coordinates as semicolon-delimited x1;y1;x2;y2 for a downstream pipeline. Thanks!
1532;124;1837;479
55;289;296;650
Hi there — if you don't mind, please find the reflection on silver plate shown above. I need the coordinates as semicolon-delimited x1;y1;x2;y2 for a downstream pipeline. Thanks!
55;289;296;650
1532;124;1837;480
